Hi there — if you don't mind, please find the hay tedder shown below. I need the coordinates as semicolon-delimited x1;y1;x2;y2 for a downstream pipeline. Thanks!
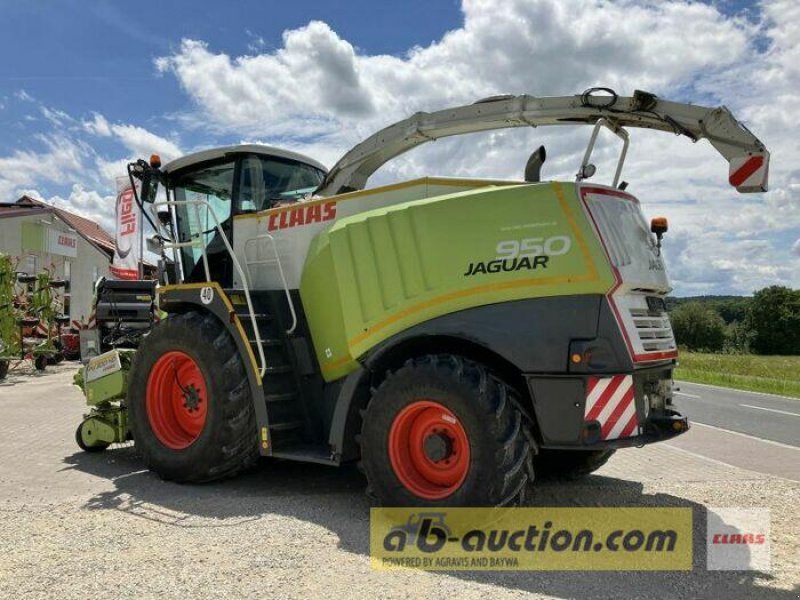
75;90;769;506
0;255;70;378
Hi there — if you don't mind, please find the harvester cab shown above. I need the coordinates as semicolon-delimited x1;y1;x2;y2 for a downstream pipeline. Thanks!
76;88;769;507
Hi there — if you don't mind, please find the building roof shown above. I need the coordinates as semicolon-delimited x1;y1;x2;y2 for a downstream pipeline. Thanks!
0;196;115;258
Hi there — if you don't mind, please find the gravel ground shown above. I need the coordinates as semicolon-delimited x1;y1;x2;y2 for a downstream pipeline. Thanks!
0;365;798;599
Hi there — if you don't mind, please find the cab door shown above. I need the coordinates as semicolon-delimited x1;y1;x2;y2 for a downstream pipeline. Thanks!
171;159;236;285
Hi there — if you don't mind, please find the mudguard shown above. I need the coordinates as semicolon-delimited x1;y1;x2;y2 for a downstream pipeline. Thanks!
158;282;272;454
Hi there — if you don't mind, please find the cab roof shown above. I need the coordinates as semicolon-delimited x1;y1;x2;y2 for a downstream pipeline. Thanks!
162;144;327;175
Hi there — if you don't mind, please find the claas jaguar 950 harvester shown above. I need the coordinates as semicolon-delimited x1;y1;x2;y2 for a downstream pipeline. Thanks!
76;90;769;507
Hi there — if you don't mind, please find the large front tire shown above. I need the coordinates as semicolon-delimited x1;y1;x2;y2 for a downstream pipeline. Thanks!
127;311;259;482
360;355;536;507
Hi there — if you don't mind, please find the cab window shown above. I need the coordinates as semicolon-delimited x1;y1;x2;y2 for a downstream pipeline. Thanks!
238;155;325;213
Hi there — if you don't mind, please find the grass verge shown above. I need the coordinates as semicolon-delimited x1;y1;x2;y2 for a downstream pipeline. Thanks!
675;352;800;399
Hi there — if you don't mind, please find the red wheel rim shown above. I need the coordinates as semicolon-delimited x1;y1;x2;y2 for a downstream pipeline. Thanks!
146;351;208;449
388;400;470;500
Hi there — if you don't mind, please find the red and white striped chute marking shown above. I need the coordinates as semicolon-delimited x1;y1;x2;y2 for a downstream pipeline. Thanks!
728;154;768;193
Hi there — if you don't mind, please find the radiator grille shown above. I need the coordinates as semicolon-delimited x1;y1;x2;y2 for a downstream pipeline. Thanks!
628;306;676;353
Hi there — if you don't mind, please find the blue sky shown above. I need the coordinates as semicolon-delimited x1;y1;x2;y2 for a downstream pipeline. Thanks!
0;0;797;296
0;1;462;155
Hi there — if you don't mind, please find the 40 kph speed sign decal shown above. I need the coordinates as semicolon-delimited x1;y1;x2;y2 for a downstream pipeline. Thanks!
200;287;214;305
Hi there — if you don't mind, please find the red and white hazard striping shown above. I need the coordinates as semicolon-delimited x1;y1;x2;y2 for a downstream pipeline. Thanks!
584;375;639;440
728;154;768;190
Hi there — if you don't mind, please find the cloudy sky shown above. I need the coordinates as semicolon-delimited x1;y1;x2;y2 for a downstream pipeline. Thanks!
0;0;797;295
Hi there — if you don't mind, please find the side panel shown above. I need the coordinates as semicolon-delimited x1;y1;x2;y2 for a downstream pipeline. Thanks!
302;181;616;380
325;295;658;460
364;296;610;374
232;177;519;291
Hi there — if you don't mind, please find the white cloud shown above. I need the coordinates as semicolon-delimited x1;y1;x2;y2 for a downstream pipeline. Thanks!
23;185;116;234
0;95;180;238
2;1;797;295
152;0;797;294
0;135;88;198
82;113;112;137
106;123;182;162
40;106;73;127
14;90;34;102
82;112;182;161
155;1;750;142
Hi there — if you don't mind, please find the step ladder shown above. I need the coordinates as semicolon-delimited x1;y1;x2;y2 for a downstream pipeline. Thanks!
230;298;309;448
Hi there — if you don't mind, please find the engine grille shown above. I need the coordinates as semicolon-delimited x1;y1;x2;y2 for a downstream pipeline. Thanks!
629;305;676;353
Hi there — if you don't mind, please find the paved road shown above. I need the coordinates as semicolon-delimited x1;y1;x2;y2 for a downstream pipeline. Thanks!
674;380;800;447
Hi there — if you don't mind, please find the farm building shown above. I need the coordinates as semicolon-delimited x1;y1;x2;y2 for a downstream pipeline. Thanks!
0;196;113;327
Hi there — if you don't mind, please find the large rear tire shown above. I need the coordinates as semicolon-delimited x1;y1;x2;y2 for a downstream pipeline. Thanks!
127;311;259;482
535;448;616;480
360;355;536;507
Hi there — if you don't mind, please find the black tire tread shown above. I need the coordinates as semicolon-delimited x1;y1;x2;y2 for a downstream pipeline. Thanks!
128;310;259;483
361;354;536;507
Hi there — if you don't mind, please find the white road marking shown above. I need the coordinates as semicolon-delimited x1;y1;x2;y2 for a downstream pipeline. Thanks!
662;442;800;483
661;443;764;473
739;404;800;418
675;380;799;401
675;391;701;399
691;421;800;451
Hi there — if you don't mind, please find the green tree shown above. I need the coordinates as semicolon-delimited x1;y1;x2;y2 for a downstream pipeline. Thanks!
670;302;726;351
712;297;751;324
747;286;800;355
724;321;753;353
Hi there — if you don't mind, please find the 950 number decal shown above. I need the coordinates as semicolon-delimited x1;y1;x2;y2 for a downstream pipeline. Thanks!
464;236;573;277
495;236;572;259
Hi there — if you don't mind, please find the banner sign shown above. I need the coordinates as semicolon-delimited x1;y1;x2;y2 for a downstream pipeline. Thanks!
110;176;141;280
371;507;693;571
46;228;78;258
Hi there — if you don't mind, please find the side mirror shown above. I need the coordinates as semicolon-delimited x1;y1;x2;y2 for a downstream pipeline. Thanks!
129;156;161;204
577;163;596;180
146;235;164;255
156;208;172;227
140;171;159;204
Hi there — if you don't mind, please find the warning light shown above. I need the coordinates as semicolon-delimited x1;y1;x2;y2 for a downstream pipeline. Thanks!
571;353;583;364
149;154;162;169
650;217;668;235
